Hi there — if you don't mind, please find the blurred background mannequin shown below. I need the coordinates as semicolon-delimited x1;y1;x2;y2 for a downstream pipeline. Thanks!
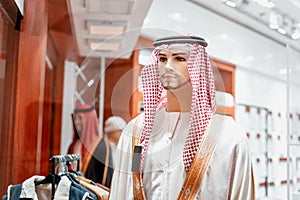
82;116;127;188
68;104;99;170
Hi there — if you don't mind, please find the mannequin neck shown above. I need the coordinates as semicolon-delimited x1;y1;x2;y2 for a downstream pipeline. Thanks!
166;86;192;112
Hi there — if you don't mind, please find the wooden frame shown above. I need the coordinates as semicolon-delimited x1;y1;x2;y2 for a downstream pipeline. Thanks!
0;0;23;30
210;58;236;118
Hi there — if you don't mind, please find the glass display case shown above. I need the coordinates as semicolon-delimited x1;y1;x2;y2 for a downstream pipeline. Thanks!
286;40;300;200
236;103;288;199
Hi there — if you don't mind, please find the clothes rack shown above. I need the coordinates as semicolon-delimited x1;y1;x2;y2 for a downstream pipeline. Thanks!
49;154;80;200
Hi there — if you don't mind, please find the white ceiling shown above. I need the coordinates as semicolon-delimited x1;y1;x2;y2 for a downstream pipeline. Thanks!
67;0;153;59
189;0;300;43
67;0;300;83
140;0;300;83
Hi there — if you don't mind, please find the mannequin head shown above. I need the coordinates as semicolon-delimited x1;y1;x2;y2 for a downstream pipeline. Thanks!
104;116;127;145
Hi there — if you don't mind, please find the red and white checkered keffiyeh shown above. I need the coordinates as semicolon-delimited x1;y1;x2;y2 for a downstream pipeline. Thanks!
140;32;216;172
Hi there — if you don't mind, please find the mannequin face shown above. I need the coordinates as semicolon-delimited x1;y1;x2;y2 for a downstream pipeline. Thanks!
74;114;83;135
157;47;190;90
106;130;122;145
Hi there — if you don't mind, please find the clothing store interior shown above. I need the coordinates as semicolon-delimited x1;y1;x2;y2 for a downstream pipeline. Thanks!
0;0;300;199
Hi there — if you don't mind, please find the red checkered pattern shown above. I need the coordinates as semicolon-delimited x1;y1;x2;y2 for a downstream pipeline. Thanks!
140;32;216;172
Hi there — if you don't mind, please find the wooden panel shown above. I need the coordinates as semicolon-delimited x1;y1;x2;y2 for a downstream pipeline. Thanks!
211;58;235;95
0;15;8;54
0;0;72;195
0;0;48;194
48;0;71;33
0;24;19;196
0;79;3;131
13;32;47;181
0;0;21;27
95;36;153;125
0;16;8;155
52;57;65;156
46;29;64;158
49;30;78;61
103;56;134;122
129;50;143;118
40;63;54;175
210;58;236;118
47;32;59;67
216;105;235;117
130;36;154;118
48;0;78;61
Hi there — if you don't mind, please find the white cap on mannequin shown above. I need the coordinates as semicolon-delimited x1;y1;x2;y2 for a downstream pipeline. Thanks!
104;116;127;133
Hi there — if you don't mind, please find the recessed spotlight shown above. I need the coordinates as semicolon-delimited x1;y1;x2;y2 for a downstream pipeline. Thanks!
225;1;237;7
277;28;287;35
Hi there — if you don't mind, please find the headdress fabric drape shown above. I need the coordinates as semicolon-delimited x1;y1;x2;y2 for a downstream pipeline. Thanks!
140;32;216;171
72;104;99;160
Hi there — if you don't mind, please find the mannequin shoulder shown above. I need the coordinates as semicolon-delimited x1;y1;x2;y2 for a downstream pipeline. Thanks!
212;114;247;140
120;113;144;137
125;113;144;129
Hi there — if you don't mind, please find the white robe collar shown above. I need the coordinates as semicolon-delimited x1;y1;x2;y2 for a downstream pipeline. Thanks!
14;175;71;200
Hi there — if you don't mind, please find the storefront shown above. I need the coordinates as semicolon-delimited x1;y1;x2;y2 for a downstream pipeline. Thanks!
0;0;300;199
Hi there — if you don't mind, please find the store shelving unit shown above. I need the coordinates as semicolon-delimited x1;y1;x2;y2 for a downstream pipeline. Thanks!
236;104;291;199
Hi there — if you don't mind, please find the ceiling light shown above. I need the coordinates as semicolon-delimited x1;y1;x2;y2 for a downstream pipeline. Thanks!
277;27;287;35
86;0;134;15
292;29;300;40
88;39;120;51
87;21;127;35
222;0;248;7
221;0;299;40
269;11;282;29
90;42;120;51
256;0;275;8
225;1;238;7
282;16;294;35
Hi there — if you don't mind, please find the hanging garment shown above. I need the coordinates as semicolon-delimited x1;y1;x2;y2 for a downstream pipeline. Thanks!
77;176;109;200
83;137;114;187
2;175;95;200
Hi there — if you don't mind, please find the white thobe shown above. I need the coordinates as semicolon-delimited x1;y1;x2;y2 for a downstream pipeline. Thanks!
143;109;190;200
109;109;254;200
